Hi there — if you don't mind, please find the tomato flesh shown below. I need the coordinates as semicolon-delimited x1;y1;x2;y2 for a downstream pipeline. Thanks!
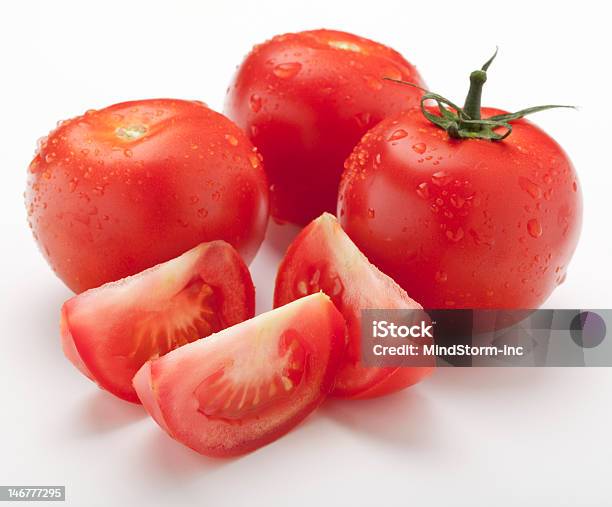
338;107;582;309
225;29;424;225
61;241;255;402
274;213;433;398
133;293;346;457
26;99;269;293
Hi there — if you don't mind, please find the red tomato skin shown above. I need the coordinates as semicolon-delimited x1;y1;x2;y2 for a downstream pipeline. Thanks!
26;99;269;293
274;213;433;399
133;293;346;457
61;241;255;403
224;29;425;225
338;107;582;309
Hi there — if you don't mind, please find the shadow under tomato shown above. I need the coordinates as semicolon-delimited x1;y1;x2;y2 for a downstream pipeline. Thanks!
74;390;146;434
319;388;440;452
135;424;232;479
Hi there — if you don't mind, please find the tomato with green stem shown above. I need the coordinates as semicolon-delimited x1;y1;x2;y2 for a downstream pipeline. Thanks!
338;50;582;309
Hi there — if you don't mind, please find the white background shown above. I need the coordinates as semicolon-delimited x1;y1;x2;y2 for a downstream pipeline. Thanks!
1;1;611;505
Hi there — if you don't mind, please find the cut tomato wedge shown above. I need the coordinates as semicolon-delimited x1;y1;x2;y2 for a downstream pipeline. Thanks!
133;293;346;457
60;241;255;403
274;213;433;398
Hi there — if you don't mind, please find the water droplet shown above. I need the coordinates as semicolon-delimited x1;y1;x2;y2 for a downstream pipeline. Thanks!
432;170;452;187
197;208;208;218
190;195;199;204
416;182;430;199
123;149;133;158
296;280;308;296
367;208;375;218
224;134;238;146
273;62;302;79
248;152;260;169
363;74;383;90
527;218;542;238
388;129;408;141
354;112;371;128
450;194;465;209
572;181;577;192
445;226;464;243
412;142;426;154
249;94;262;113
543;173;552;184
519;176;542;199
212;190;221;201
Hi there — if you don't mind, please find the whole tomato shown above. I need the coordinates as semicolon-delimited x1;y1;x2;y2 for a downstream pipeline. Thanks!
26;99;269;293
224;29;424;225
338;52;582;309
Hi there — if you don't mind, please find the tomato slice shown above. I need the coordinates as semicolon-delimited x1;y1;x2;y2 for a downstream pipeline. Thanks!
274;213;433;398
133;293;346;457
60;241;255;403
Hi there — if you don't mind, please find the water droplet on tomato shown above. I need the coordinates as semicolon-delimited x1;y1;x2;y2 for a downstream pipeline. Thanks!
363;74;383;90
273;62;302;79
412;142;426;154
224;134;238;146
445;226;464;243
572;181;578;192
248;152;260;169
368;208;376;218
416;182;430;199
388;129;408;141
249;94;262;113
527;218;542;238
123;149;133;158
519;176;542;199
432;170;452;187
354;112;372;128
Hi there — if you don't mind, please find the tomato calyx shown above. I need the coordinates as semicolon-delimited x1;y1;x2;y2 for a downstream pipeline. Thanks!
385;48;574;141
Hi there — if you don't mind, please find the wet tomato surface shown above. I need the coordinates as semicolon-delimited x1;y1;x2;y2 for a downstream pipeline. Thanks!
225;29;424;225
338;107;582;309
26;99;269;293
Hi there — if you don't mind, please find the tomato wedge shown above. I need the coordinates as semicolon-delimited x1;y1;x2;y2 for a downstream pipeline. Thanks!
274;213;433;398
133;293;346;457
61;241;254;402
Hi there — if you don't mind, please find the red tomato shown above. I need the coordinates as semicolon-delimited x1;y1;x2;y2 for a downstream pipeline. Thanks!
338;105;582;309
133;293;346;457
274;213;433;398
224;29;424;225
61;241;254;403
26;99;269;293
